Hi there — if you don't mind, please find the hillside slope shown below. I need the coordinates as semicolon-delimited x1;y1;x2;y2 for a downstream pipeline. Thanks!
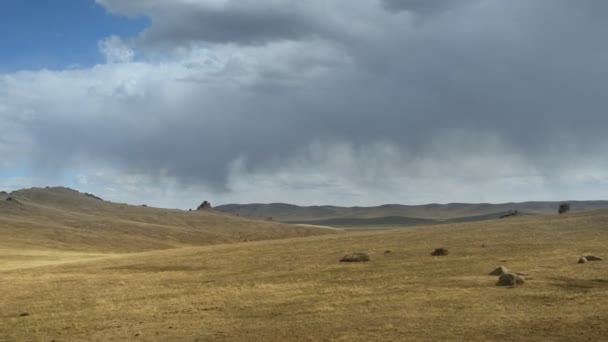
0;187;336;253
216;200;608;225
2;209;607;341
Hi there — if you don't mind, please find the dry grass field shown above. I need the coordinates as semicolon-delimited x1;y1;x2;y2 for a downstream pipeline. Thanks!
2;194;608;341
0;187;335;254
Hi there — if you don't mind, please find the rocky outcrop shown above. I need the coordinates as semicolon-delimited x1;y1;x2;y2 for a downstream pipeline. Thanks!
197;201;212;210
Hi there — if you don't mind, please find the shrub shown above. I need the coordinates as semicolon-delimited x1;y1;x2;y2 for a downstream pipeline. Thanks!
558;203;570;214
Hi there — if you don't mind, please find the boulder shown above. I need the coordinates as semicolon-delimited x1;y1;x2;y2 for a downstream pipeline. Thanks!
489;266;510;276
585;255;604;261
340;253;370;263
431;248;449;256
496;273;525;286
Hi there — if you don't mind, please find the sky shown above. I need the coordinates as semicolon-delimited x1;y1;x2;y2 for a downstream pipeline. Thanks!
1;0;608;209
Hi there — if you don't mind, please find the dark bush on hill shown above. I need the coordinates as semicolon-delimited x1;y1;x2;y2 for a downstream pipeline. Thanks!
558;203;570;214
500;210;518;219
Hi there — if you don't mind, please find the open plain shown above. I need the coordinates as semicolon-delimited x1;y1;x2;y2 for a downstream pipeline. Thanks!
1;188;607;341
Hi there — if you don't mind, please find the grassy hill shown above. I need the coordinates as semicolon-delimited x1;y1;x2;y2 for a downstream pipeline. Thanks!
286;215;438;228
0;187;336;253
217;201;608;226
1;208;607;341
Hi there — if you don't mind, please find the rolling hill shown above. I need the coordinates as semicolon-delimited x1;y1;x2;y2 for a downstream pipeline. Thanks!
2;207;608;341
0;187;336;253
216;200;608;227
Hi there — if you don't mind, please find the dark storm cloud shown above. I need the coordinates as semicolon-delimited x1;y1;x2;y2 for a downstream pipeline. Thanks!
97;0;330;45
4;0;608;196
139;6;314;45
382;0;477;14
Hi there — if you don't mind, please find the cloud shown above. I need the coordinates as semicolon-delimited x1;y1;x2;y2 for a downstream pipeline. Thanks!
382;0;479;15
2;0;608;206
99;36;135;63
97;0;323;45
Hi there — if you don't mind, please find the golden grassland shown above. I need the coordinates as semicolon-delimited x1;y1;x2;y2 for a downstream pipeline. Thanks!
0;187;335;253
2;209;608;341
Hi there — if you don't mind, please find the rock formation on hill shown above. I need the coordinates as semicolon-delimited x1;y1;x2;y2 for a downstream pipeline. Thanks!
197;201;212;210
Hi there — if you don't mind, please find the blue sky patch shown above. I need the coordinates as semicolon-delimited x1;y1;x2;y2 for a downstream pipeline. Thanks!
0;0;148;72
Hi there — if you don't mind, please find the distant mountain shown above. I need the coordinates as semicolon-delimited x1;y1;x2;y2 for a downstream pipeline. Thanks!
215;201;608;227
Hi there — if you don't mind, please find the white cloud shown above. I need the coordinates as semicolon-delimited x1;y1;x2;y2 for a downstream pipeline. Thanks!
1;0;608;206
99;36;135;63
